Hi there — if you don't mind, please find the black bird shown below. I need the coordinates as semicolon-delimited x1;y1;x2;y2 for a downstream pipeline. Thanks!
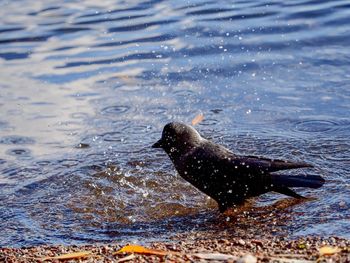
152;122;325;212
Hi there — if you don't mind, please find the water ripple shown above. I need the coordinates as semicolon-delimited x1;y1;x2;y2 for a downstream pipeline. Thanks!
202;11;278;22
0;35;51;44
108;19;178;33
0;52;29;60
294;120;341;133
286;7;335;19
58;52;170;68
0;135;35;145
74;14;150;25
186;7;234;16
0;26;25;34
0;0;350;247
100;105;131;116
6;148;32;159
94;34;176;48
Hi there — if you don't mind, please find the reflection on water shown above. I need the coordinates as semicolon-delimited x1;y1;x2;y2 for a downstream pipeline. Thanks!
0;0;349;247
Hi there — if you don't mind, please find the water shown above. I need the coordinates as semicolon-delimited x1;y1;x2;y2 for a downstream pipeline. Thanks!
0;0;349;247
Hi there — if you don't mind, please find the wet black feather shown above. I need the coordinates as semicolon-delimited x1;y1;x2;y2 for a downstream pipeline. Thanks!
153;122;325;212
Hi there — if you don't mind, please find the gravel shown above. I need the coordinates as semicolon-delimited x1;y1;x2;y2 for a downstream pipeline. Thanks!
1;235;349;262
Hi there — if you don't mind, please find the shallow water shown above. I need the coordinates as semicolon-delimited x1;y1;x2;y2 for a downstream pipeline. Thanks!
0;0;349;247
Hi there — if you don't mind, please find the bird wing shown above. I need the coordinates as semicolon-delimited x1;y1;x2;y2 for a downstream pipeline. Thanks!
234;155;313;172
200;141;313;174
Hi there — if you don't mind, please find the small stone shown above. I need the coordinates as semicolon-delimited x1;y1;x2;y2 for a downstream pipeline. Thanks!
339;201;346;208
76;143;90;149
238;239;246;246
218;239;230;245
251;240;263;247
237;254;257;263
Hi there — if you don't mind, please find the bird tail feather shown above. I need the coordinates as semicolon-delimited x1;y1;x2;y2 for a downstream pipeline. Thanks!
271;174;325;189
273;186;305;199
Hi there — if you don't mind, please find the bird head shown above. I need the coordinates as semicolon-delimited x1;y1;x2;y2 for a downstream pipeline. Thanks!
152;122;202;159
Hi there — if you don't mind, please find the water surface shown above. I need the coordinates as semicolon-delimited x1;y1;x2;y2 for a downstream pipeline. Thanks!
0;0;349;247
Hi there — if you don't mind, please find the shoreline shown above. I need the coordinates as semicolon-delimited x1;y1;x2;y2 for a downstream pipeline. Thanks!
1;200;348;262
1;235;349;262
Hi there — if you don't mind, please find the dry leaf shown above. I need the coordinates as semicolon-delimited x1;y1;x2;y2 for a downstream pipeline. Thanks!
114;244;169;256
116;254;136;262
269;257;314;263
41;251;92;261
297;242;307;249
193;252;237;261
117;75;136;85
319;246;341;256
191;113;204;126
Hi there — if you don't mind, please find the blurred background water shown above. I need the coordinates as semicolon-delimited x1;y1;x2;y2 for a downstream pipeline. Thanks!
0;0;349;247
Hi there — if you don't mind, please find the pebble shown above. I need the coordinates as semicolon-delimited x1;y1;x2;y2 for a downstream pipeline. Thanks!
237;254;257;263
238;239;246;246
251;240;263;247
339;200;346;208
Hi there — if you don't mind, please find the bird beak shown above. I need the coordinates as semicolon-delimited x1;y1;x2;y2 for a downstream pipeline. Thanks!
152;139;163;148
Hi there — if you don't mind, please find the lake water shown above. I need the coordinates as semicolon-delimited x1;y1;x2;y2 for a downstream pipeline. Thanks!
0;0;349;247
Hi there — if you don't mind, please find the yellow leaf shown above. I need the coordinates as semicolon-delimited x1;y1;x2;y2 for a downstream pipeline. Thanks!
191;113;204;126
115;244;169;256
298;243;306;249
319;246;341;256
41;251;92;261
